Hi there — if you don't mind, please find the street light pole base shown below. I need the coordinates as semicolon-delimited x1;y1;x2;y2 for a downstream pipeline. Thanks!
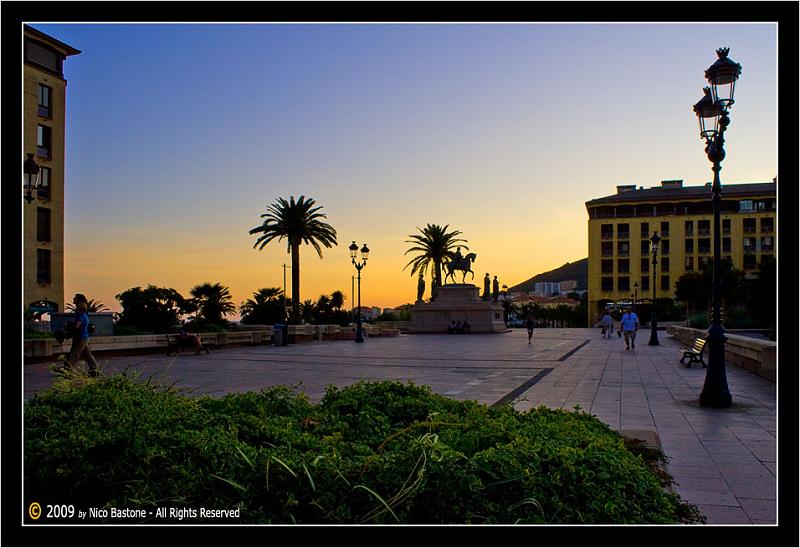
699;390;732;408
648;318;659;346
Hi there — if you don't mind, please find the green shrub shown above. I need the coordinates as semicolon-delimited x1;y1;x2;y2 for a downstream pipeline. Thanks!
688;313;708;329
25;376;703;524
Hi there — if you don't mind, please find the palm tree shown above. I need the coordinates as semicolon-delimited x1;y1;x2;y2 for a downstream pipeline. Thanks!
404;224;467;297
239;287;284;325
330;290;346;312
66;298;110;313
190;282;236;325
300;299;318;324
249;196;338;323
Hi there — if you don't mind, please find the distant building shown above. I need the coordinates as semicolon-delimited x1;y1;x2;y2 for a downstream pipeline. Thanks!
585;179;776;322
23;25;80;315
559;280;578;293
542;296;580;308
533;282;561;296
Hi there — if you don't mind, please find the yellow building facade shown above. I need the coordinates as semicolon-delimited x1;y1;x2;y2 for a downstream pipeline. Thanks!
23;26;80;314
586;180;776;321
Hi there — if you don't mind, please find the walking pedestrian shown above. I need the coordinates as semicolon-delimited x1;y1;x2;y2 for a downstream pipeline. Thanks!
620;306;640;350
599;310;614;339
526;318;534;344
63;293;99;376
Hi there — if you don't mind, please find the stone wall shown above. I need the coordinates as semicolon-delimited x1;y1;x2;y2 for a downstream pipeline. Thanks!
666;326;776;382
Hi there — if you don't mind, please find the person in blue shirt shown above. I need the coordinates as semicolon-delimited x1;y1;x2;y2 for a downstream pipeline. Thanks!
620;307;640;350
64;293;99;377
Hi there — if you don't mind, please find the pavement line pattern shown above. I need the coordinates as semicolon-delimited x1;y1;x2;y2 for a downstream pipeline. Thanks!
556;339;591;361
491;368;554;408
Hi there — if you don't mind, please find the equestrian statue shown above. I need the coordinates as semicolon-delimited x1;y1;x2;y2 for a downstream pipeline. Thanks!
444;247;477;284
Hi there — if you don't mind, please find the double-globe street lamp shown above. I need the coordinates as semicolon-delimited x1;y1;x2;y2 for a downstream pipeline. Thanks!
349;241;370;343
691;47;741;408
648;231;661;346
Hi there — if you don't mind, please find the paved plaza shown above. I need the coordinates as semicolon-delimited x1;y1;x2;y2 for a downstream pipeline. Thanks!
24;328;777;525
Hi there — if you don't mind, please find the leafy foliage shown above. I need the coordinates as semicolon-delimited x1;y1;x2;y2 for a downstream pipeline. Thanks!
25;377;702;524
239;287;286;325
189;282;236;327
404;224;468;293
114;285;192;334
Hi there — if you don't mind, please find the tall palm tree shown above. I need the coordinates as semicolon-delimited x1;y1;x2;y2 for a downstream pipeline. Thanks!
190;282;236;325
249;195;338;323
404;224;467;296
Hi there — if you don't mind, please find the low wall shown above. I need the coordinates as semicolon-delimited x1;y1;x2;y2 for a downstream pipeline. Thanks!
666;326;776;382
25;324;400;360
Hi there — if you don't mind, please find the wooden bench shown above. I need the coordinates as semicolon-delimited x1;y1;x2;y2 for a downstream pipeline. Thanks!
166;334;210;356
679;337;707;368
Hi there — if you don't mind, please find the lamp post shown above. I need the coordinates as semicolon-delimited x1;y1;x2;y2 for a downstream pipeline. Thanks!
24;153;41;204
692;47;741;408
282;263;290;322
632;282;638;306
648;231;661;346
349;241;369;343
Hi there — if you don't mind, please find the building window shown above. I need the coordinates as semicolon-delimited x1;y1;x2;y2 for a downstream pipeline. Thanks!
617;241;629;256
640;222;649;239
640;258;649;273
617;223;629;240
661;257;669;272
685;257;694;271
698;256;711;270
739;200;754;212
698;220;710;236
761;217;774;233
617;259;629;273
640;276;649;291
37;166;51;199
698;238;711;254
660;221;669;238
601;242;613;257
743;254;757;270
685;239;694;253
743;218;756;234
760;236;774;252
37;207;51;242
36;249;51;283
761;254;774;265
601;224;613;240
743;237;756;253
661;275;670;291
38;84;52;118
618;276;630;292
37;124;52;159
601;277;614;291
640;240;650;254
601;259;614;274
722;237;731;253
722;218;731;235
684;220;694;236
660;239;669;255
26;38;62;74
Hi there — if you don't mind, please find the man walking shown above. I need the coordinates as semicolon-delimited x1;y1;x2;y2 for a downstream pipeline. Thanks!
63;293;100;376
620;306;640;350
526;318;535;344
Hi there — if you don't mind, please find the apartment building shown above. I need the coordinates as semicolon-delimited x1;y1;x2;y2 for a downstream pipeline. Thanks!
585;179;776;319
23;26;80;314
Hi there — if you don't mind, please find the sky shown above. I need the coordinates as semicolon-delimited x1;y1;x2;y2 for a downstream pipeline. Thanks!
28;22;778;317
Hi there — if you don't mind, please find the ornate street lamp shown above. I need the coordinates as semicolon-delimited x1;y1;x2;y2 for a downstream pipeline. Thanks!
692;47;741;408
349;241;370;343
648;231;661;346
24;153;41;204
632;281;639;306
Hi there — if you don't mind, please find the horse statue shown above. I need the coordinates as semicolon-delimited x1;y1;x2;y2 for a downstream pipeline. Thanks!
444;252;477;284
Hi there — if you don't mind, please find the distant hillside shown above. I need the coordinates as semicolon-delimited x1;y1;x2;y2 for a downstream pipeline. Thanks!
507;258;588;293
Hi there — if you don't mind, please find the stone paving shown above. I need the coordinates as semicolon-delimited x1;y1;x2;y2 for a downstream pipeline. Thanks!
23;328;777;525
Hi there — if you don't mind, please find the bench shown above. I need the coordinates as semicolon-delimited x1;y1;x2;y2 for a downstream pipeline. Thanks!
679;337;707;368
166;333;210;356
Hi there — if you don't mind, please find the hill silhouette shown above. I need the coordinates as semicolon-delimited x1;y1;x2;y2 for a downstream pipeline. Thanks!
507;258;588;293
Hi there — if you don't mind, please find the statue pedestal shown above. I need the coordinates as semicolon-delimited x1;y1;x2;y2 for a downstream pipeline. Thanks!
410;284;506;333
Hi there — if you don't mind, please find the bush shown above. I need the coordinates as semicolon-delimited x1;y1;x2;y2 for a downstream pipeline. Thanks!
25;377;703;524
688;313;708;329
